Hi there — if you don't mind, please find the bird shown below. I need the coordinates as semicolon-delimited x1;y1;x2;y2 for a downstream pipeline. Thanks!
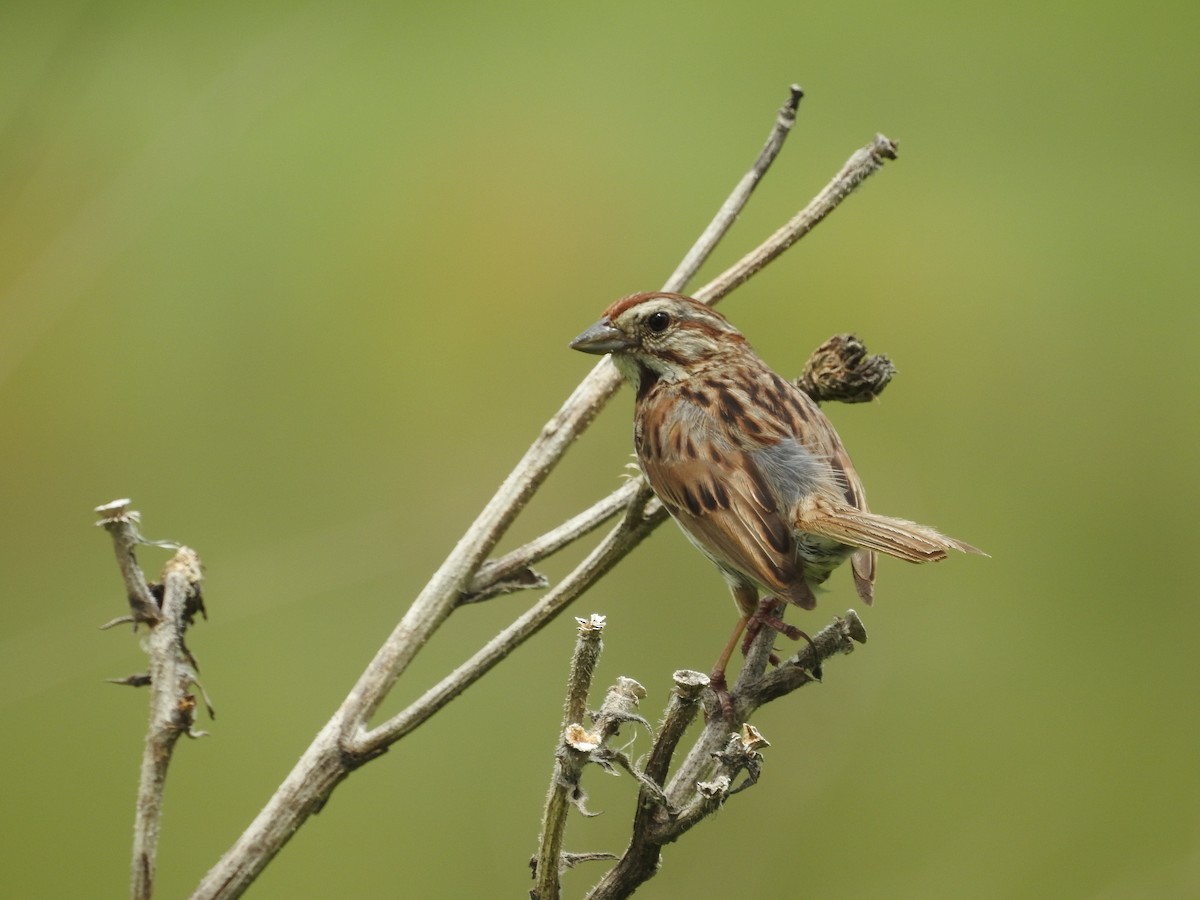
570;291;981;716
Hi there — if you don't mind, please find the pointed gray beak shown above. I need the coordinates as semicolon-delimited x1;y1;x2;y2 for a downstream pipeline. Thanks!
570;318;634;354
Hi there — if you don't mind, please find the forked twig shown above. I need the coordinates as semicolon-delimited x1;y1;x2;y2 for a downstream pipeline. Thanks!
97;501;207;900
531;613;866;900
355;133;901;748
181;85;897;898
664;83;804;289
694;133;898;304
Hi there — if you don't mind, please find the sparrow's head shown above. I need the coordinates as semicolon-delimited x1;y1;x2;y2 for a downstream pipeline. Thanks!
570;292;745;388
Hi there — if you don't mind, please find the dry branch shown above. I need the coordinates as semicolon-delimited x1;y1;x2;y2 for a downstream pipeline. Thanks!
177;85;898;899
97;501;207;900
523;607;866;900
532;614;609;900
549;612;867;900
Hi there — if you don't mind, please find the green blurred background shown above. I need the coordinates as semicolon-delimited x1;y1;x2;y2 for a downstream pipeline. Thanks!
3;1;1197;897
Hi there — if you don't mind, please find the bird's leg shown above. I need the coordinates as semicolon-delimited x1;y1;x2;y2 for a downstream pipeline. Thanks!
741;596;784;665
741;596;818;666
709;615;748;722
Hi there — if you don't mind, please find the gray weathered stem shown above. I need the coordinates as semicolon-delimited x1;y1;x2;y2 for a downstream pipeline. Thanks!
98;500;205;900
354;492;666;752
462;480;640;603
575;670;708;900
693;133;899;304
664;84;803;288
130;548;203;899
97;500;164;627
532;616;607;900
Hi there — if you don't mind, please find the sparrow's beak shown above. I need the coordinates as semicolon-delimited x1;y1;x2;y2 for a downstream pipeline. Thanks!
569;318;634;354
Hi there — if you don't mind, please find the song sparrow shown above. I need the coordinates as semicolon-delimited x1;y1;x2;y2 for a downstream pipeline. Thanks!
571;291;980;714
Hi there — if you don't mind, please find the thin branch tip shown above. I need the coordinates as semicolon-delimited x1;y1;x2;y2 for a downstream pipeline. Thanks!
98;503;210;899
575;613;607;634
842;609;868;644
873;133;899;159
671;669;710;694
778;85;803;123
693;129;903;307
95;497;135;524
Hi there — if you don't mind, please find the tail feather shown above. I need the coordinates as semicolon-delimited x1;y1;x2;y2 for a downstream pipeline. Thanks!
797;501;984;564
851;549;876;605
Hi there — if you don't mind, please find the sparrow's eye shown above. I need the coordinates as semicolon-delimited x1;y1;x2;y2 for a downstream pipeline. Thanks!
646;311;671;333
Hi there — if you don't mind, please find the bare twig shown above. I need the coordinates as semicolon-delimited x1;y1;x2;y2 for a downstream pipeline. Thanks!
461;481;641;604
574;670;708;900
535;657;656;899
355;489;666;753
532;615;608;900
692;133;899;305
644;670;709;788
131;548;206;899
664;84;803;289
97;501;206;900
96;499;165;627
188;90;898;898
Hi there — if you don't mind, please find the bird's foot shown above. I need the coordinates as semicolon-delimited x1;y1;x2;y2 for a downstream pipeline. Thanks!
741;596;817;665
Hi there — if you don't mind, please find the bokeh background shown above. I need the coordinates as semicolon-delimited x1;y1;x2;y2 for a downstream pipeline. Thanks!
3;2;1197;897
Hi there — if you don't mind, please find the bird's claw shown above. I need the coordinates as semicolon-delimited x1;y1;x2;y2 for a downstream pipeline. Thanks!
742;596;816;661
708;670;737;722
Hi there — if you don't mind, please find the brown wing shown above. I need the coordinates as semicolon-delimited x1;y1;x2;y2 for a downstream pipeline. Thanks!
637;427;816;611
